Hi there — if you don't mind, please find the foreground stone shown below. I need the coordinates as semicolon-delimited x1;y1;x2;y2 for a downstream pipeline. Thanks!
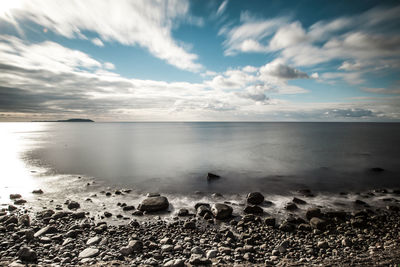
78;248;99;258
246;192;264;205
211;203;232;219
138;196;169;212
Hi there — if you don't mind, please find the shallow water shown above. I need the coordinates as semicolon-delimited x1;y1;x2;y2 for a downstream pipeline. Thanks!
1;122;400;197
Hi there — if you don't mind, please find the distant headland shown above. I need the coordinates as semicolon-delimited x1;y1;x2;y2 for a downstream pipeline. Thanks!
33;118;94;122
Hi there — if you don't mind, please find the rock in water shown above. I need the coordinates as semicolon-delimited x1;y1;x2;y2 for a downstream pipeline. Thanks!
211;203;232;219
243;205;263;214
32;189;44;194
138;196;169;212
18;247;37;262
10;194;22;199
67;201;80;210
207;172;220;181
370;167;384;172
246;192;265;205
78;248;99;258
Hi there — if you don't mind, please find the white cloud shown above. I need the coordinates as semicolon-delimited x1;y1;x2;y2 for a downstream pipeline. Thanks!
103;62;115;70
216;0;228;16
259;59;309;79
269;22;306;50
91;38;104;47
2;0;203;72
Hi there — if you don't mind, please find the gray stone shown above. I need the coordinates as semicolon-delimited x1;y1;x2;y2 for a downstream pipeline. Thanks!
310;217;327;230
67;201;80;210
246;192;264;205
138;196;169;212
18;247;37;262
211;203;232;219
78;248;99;258
86;236;101;246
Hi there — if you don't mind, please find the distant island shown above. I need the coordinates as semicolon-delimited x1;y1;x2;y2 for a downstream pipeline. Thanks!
33;118;94;122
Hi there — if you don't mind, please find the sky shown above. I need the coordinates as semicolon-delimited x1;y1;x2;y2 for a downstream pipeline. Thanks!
0;0;399;122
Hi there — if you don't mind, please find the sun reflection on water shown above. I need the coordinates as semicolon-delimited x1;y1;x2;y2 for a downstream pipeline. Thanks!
0;122;45;203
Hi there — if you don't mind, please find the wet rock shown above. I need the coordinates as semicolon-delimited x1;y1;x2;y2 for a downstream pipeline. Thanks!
211;203;233;219
32;189;43;194
207;172;220;181
10;194;22;199
279;222;295;232
183;220;196;229
298;189;314;197
285;202;298;211
71;212;86;219
212;193;223;198
14;199;27;205
5;215;18;225
317;241;329;249
264;217;276;227
79;247;99;258
104;211;112;218
177;208;189;216
246;192;265;205
132;210;144;216
67;201;80;210
306;208;322;220
197;205;212;217
138;196;169;212
293;197;307;205
122;205;135;211
243;205;263;214
8;204;18;211
298;223;312;231
310;217;327;230
195;203;210;210
18;247;37;262
189;254;211;265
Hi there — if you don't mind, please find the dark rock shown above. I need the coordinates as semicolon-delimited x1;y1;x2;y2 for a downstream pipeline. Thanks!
67;201;80;210
279;222;295;232
122;205;135;211
354;199;368;206
309;217;327;230
183;220;196;229
32;189;44;194
264;217;276;227
298;223;312;231
243;205;263;214
293;197;307;205
306;208;322;220
10;194;22;199
285;202;298;211
197;205;212;217
5;215;18;225
211;203;233;219
18;247;37;262
132;210;143;216
207;172;220;181
14;199;27;205
19;215;30;226
138;196;169;212
195;203;210;210
71;212;86;219
8;205;18;211
177;208;189;216
387;205;400;211
104;211;112;218
246;192;265;205
298;189;314;197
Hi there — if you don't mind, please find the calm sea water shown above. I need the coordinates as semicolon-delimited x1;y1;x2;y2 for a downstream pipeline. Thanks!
1;122;400;197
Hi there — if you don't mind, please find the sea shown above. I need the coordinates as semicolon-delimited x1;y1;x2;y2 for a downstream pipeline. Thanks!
1;122;400;217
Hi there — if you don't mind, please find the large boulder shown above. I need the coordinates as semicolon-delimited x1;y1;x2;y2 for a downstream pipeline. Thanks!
246;192;264;205
207;172;220;181
67;201;80;210
138;196;169;212
306;208;322;220
211;203;232;220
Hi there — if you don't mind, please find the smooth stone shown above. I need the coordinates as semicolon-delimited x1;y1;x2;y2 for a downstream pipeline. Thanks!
34;226;58;237
293;197;307;204
67;201;80;210
177;208;189;216
138;196;169;212
306;208;322;220
17;247;37;262
310;217;327;230
10;194;22;199
78;248;99;258
32;189;44;194
243;205;263;214
211;203;233;219
285;202;298;211
86;236;101;246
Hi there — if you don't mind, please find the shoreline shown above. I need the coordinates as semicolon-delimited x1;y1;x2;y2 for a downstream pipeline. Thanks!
1;187;400;266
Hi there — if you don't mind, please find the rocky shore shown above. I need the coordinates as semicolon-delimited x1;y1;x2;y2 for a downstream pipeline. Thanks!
1;189;400;266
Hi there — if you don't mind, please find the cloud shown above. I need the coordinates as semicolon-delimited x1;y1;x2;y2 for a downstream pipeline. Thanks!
216;0;228;16
259;59;309;79
0;35;399;122
2;0;203;72
103;62;115;70
91;38;104;47
219;5;400;87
